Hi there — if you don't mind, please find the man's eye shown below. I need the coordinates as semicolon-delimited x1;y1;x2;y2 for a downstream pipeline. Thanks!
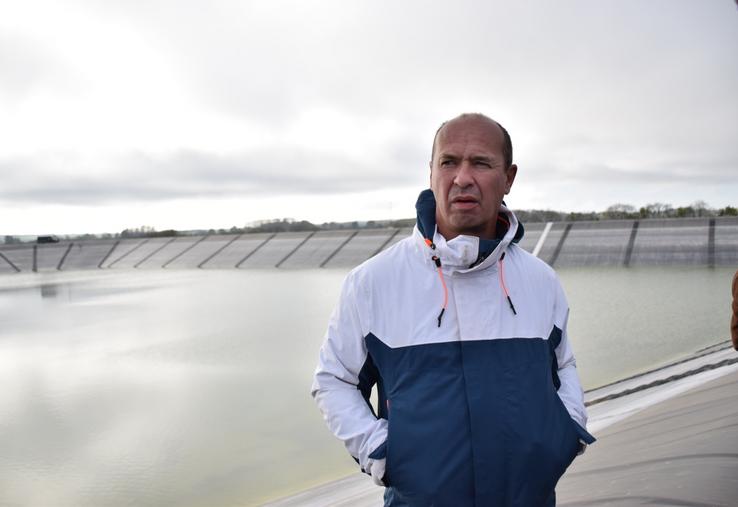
475;160;492;168
440;160;455;167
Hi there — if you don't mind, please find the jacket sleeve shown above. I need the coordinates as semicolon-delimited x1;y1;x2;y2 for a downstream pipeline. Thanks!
311;270;388;471
552;276;589;430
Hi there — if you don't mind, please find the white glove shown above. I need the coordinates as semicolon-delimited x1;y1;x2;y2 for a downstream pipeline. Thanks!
366;457;386;486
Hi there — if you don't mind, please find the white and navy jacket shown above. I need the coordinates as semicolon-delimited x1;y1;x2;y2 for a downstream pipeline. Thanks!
312;195;595;506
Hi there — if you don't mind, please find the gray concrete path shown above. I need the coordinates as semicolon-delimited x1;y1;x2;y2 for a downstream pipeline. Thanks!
264;346;738;507
558;369;738;506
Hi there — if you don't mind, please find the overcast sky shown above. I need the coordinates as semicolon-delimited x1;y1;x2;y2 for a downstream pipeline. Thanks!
1;0;737;235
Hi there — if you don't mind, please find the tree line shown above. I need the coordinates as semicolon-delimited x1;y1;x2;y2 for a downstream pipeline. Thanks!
517;201;737;223
4;201;736;244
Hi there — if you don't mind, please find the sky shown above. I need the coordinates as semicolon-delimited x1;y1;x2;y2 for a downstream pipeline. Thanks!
1;0;737;235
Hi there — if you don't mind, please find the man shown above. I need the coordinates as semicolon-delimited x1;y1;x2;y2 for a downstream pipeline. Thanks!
312;113;595;506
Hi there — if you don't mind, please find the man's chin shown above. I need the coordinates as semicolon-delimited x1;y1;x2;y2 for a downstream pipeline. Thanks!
446;219;490;237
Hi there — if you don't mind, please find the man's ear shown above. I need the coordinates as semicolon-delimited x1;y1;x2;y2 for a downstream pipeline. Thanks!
428;160;433;188
504;164;518;194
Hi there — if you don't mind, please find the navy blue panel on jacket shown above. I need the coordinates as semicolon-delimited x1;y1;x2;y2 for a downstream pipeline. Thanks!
365;333;586;506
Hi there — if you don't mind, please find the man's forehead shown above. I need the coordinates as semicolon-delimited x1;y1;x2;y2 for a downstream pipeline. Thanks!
436;117;504;154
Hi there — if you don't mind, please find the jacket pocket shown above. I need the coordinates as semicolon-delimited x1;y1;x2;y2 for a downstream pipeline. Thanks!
507;374;582;506
368;438;390;487
570;418;596;445
548;391;582;471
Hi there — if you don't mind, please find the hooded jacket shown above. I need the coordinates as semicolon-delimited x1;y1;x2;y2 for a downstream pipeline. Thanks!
312;191;595;506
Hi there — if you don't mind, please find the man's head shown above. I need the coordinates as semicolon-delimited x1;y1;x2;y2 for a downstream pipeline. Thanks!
429;113;517;240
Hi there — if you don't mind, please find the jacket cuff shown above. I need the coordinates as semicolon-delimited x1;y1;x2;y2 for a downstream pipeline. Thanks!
368;440;387;460
572;420;596;445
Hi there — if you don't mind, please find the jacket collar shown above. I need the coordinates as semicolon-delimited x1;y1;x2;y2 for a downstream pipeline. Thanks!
413;188;523;272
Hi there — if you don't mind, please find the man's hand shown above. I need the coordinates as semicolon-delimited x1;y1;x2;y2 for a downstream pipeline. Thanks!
366;457;386;486
577;439;588;456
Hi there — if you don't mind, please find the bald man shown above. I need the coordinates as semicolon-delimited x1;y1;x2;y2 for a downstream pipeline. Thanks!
313;114;594;506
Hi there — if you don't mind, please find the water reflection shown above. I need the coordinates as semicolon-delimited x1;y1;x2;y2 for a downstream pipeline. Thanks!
40;283;60;298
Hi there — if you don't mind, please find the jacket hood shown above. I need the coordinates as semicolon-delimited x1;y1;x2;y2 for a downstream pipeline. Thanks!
414;188;524;269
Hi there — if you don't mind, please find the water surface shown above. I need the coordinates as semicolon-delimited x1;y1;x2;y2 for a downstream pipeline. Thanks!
0;267;732;505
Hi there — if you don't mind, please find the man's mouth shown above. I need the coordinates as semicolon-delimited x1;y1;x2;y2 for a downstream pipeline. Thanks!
451;196;479;209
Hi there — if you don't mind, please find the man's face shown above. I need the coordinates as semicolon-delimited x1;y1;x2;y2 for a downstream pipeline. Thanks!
430;116;517;240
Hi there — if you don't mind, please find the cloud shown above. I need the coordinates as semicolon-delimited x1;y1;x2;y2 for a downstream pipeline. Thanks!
0;144;429;205
0;32;76;100
521;159;738;187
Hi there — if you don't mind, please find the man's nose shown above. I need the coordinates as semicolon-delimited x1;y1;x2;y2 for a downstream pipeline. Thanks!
453;161;474;188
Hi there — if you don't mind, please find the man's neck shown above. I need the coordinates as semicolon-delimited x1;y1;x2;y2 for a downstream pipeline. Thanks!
437;212;501;242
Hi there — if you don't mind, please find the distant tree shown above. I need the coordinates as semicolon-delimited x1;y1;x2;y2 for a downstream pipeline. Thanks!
296;220;319;232
691;200;714;217
247;218;318;233
542;210;566;222
567;211;599;221
641;202;672;218
120;226;159;238
3;235;20;244
675;206;695;218
719;206;738;216
603;204;637;220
